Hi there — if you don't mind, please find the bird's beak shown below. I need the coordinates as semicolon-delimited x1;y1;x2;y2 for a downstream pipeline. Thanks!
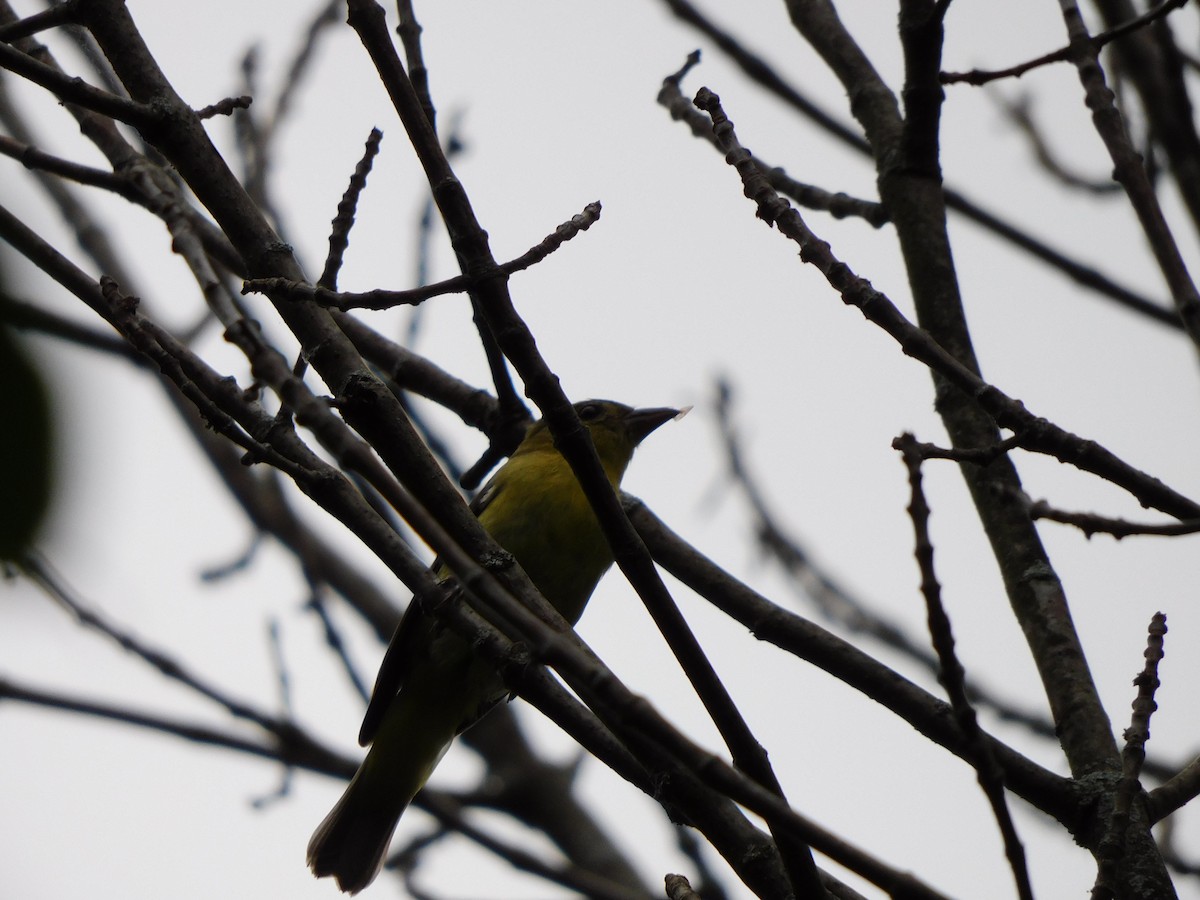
626;406;686;445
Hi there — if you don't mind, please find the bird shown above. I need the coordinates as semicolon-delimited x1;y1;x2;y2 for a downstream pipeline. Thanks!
307;399;681;893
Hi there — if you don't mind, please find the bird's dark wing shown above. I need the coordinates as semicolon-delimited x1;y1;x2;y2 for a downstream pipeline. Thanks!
357;596;433;746
356;473;508;747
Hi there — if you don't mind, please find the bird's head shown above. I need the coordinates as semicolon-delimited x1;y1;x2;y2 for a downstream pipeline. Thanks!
516;399;683;481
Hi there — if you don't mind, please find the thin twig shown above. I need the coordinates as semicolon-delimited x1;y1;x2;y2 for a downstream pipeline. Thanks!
306;586;370;703
899;432;1024;465
0;134;135;196
19;552;301;738
405;112;467;360
1029;500;1200;539
0;74;145;293
0;292;140;361
0;674;351;776
941;0;1191;86
252;618;297;809
245;201;603;310
896;434;1034;900
199;532;264;581
665;874;703;900
993;94;1122;194
264;0;344;147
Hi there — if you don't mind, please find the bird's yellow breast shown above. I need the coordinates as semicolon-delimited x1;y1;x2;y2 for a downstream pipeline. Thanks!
476;447;620;624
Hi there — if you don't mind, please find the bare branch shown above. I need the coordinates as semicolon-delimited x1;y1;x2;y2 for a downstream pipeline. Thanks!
0;674;351;776
626;499;1074;822
1056;0;1200;353
1150;756;1200;823
714;381;1060;742
0;0;80;43
0;39;154;126
656;18;1178;328
689;88;1200;519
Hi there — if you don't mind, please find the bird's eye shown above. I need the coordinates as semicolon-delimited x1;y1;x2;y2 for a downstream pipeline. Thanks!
578;403;603;421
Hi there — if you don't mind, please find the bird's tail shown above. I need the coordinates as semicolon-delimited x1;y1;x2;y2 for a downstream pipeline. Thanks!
307;698;454;894
305;768;408;893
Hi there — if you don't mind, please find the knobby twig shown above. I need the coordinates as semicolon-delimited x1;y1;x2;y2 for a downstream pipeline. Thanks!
658;52;889;227
655;25;1177;328
896;435;1034;900
244;201;603;310
319;127;383;291
1091;613;1168;900
196;94;252;119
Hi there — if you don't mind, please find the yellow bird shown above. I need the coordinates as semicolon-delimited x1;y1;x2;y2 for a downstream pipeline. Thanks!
307;399;680;893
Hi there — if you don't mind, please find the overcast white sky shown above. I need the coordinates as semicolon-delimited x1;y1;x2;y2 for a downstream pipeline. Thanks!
4;1;1200;898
